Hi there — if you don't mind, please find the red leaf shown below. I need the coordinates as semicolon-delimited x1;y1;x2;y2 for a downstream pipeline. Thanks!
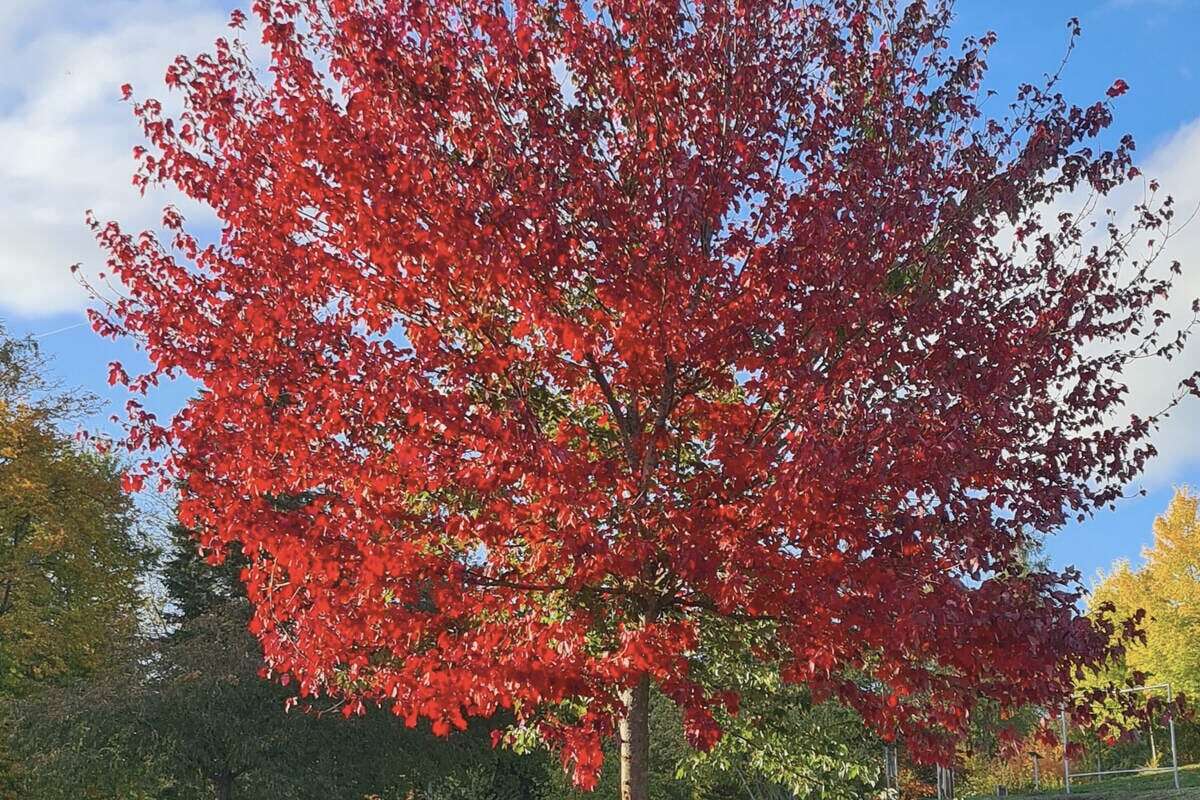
91;0;1188;788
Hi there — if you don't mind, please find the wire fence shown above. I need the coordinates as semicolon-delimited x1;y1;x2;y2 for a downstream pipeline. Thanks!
876;683;1188;798
1060;683;1181;794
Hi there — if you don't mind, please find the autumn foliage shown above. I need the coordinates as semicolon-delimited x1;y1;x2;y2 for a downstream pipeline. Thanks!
90;0;1197;792
1089;488;1200;700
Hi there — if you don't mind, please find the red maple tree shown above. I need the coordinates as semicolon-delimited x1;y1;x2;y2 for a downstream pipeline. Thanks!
91;1;1197;797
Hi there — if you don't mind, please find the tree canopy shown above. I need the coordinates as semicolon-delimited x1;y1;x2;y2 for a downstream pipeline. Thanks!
8;515;553;800
0;326;147;698
93;0;1197;796
1090;488;1200;700
0;324;150;795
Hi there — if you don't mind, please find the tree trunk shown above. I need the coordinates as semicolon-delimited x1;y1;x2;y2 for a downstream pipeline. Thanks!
212;770;234;800
619;674;651;800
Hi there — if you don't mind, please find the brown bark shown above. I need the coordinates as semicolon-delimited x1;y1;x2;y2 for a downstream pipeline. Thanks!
619;674;651;800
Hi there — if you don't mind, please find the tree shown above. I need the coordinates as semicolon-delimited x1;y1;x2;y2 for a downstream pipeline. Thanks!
538;623;882;800
1089;488;1200;700
0;323;149;794
9;521;553;800
672;619;882;799
148;605;546;800
11;604;551;800
1059;489;1200;776
161;519;245;624
153;527;551;800
0;324;148;698
93;2;1197;797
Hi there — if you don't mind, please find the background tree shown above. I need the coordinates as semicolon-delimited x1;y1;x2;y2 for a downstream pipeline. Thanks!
1090;488;1200;700
153;529;552;800
0;323;149;794
8;635;171;800
672;619;882;799
0;325;147;698
161;518;245;624
94;1;1197;797
540;687;879;800
1070;487;1200;769
9;515;553;800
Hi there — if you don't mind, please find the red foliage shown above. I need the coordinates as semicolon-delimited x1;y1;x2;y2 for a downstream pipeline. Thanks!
90;0;1196;787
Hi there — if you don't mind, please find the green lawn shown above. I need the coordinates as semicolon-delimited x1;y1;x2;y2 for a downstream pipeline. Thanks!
970;763;1200;799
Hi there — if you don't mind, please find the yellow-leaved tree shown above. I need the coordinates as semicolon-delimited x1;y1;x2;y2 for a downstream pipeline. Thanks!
1089;488;1200;700
0;324;152;797
0;325;149;697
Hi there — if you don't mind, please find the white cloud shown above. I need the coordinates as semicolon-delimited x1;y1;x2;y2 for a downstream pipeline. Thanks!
1106;120;1200;487
998;121;1200;490
0;0;233;316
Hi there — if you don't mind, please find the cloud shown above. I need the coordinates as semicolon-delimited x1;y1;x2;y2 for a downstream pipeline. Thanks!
1107;120;1200;487
1008;120;1200;490
0;0;233;316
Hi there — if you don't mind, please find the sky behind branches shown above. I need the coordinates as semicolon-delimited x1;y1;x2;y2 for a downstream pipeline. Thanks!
1;0;1197;587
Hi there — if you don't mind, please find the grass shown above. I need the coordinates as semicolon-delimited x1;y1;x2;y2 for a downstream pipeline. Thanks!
970;763;1200;799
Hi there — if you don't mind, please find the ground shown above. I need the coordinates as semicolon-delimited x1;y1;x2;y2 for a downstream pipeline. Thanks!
969;764;1200;799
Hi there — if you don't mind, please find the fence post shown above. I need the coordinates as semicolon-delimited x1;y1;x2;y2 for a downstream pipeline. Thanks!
1061;710;1071;795
935;764;954;800
882;745;897;794
1168;684;1180;791
890;745;899;794
883;743;892;796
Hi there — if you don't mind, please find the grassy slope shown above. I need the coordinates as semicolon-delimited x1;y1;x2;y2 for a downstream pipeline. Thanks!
969;763;1200;799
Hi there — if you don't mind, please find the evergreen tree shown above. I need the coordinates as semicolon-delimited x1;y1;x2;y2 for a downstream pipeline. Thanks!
160;520;244;625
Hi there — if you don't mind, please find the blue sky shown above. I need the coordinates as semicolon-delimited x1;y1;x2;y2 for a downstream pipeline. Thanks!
948;0;1200;583
1;0;1197;587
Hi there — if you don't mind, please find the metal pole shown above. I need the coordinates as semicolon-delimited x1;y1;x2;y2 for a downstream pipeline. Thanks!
1061;710;1071;795
883;745;889;791
939;764;951;800
891;745;899;793
939;764;953;800
1032;754;1039;792
882;744;898;794
1168;684;1180;791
